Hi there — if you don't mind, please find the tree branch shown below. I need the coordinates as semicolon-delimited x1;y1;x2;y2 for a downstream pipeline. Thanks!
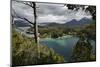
12;8;34;25
22;2;33;7
16;1;34;8
23;18;34;25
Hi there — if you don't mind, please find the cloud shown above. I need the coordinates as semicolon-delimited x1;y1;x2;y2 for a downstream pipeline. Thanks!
37;14;67;23
12;1;34;21
12;1;92;24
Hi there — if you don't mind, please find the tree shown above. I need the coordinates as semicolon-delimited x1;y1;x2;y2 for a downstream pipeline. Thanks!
12;1;40;58
65;4;96;20
23;2;39;44
70;35;92;62
85;6;96;20
12;1;39;44
71;36;92;62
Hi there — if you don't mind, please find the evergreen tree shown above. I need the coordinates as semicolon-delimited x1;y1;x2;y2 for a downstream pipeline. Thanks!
70;34;92;62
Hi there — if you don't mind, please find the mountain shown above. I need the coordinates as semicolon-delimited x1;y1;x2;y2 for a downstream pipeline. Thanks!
14;20;31;27
65;17;92;26
14;17;93;28
38;22;61;27
39;17;93;28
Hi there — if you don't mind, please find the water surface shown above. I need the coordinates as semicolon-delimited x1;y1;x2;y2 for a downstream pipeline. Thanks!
40;36;95;61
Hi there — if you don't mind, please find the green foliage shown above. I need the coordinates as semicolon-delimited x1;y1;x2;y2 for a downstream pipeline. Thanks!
12;29;64;66
90;54;96;61
38;27;65;38
51;32;62;38
70;36;95;62
81;23;95;40
85;6;96;20
66;4;96;20
84;23;96;40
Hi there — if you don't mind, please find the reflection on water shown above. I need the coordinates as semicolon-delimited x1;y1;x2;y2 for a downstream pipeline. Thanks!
40;36;95;61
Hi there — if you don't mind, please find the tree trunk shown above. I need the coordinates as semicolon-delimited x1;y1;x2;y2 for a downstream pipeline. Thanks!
32;2;39;44
32;2;40;59
12;15;15;27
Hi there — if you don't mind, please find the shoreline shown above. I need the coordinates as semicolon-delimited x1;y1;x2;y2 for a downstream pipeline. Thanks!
40;35;73;41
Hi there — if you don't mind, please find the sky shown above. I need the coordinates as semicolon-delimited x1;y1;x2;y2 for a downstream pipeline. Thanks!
12;1;92;24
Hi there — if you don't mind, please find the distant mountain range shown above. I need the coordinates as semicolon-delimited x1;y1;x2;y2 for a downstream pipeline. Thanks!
39;17;93;27
14;17;93;28
14;20;32;27
65;17;92;26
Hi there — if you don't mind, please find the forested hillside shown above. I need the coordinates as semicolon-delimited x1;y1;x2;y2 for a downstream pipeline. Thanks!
12;29;64;66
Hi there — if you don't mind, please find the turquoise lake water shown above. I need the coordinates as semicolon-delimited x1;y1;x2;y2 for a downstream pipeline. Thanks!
40;36;96;61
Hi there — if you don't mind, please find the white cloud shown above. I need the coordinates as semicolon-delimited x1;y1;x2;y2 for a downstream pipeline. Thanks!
12;1;33;21
37;14;67;23
12;1;92;24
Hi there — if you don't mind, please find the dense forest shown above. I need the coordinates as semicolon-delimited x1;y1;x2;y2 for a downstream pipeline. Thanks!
12;28;64;66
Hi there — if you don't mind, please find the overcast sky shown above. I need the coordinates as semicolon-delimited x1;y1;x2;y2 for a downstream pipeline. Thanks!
12;1;92;24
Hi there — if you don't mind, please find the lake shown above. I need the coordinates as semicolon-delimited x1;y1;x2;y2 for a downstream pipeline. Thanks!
15;27;96;61
40;36;96;62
